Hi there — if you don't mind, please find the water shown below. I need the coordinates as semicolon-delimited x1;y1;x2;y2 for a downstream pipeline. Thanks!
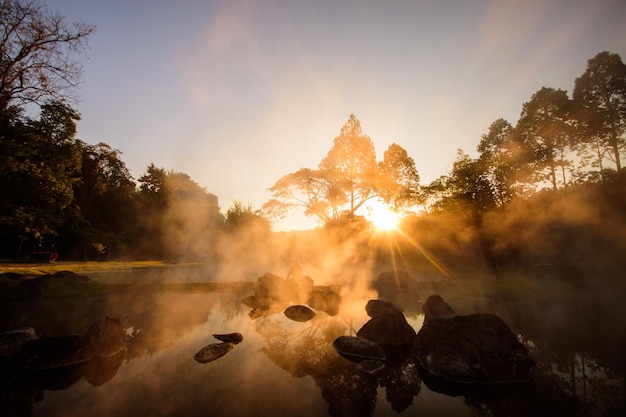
1;284;624;417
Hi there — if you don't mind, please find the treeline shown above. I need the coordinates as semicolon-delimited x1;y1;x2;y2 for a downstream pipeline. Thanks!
1;0;625;267
0;101;270;260
403;51;626;268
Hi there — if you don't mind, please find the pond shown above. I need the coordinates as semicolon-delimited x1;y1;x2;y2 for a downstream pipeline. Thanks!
1;277;624;417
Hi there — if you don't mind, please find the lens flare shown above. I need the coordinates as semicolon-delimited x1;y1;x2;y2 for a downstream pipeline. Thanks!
367;203;399;231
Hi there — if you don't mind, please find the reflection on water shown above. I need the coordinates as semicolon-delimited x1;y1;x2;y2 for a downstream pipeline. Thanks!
0;284;624;417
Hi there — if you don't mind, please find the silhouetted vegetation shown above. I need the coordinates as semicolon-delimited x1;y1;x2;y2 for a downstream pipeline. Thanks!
1;0;625;269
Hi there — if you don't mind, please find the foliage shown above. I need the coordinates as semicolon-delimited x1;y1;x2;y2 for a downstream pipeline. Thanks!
265;115;421;225
573;51;626;174
0;0;95;115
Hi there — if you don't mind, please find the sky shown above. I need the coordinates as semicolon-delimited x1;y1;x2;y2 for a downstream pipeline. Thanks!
44;0;626;231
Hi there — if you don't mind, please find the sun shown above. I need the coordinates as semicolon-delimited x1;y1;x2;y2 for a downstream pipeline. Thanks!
366;203;400;231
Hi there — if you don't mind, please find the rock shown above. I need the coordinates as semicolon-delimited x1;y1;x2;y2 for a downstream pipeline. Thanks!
241;295;269;310
365;299;402;318
415;313;535;385
19;335;92;369
423;295;456;322
83;316;126;357
359;359;385;374
356;308;416;346
307;288;342;316
213;333;243;344
332;335;386;363
0;328;37;357
51;270;90;281
375;270;420;310
284;305;316;322
257;273;290;302
194;342;235;363
82;350;125;387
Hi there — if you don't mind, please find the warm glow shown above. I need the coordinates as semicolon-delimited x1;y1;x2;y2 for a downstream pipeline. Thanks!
366;203;399;231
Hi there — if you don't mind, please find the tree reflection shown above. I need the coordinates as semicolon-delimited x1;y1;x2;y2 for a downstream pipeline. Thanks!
253;314;421;417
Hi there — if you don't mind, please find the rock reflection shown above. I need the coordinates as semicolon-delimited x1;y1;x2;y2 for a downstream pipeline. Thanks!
254;312;422;417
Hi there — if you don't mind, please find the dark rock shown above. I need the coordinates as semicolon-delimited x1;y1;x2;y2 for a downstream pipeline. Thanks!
415;313;535;385
423;294;456;322
194;342;234;363
82;350;125;387
375;270;420;310
18;276;51;298
256;273;313;305
19;335;92;369
51;270;90;281
213;333;243;344
365;299;402;318
284;305;316;322
0;328;37;358
307;287;342;316
332;335;386;363
359;359;385;374
357;308;416;346
0;272;26;280
241;295;269;309
83;316;126;357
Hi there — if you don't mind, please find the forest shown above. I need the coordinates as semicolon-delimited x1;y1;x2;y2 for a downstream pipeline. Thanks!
1;0;625;271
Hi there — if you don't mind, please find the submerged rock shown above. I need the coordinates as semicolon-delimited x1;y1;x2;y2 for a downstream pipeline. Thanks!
415;312;534;385
332;335;386;363
213;333;243;344
194;342;235;364
359;359;385;374
284;305;316;322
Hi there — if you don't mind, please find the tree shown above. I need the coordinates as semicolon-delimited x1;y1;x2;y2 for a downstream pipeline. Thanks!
0;0;95;117
425;149;496;219
225;200;270;233
514;87;575;190
573;51;626;175
319;114;378;216
477;118;529;205
378;143;421;210
264;168;338;223
0;99;82;255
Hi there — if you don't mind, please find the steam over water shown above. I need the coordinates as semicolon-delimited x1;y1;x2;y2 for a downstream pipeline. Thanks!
1;260;624;417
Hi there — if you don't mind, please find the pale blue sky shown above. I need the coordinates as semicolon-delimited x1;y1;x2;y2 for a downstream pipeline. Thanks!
45;0;626;230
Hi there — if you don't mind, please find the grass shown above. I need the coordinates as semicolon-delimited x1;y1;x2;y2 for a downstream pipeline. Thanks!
0;260;197;276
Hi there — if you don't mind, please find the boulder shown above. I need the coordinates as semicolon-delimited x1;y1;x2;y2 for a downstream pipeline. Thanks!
422;294;456;322
0;328;37;357
332;335;386;363
19;335;92;369
83;316;126;357
415;313;534;385
365;299;402;318
356;308;416;346
307;287;341;316
284;305;316;322
375;270;420;309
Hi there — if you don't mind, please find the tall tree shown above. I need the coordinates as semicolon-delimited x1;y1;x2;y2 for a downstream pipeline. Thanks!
515;87;574;190
318;114;378;216
0;100;81;255
378;142;421;210
0;0;95;117
426;149;496;219
477;118;531;205
573;51;626;174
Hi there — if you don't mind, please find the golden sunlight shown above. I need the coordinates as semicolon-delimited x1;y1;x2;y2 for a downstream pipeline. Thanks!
366;203;400;231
